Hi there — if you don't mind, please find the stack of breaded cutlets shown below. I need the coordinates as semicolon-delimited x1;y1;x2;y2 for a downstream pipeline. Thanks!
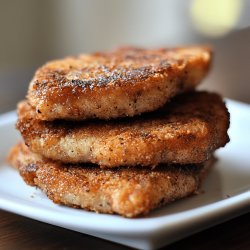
8;46;230;217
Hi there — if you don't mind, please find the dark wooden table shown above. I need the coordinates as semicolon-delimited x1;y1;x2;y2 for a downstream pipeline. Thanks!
0;210;249;250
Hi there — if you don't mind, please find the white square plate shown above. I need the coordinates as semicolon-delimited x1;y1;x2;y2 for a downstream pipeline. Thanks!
0;99;250;250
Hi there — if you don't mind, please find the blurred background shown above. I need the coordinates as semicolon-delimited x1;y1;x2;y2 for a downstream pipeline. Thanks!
1;0;250;113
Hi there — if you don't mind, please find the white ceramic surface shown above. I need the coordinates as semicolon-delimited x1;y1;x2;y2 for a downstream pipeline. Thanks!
0;99;250;250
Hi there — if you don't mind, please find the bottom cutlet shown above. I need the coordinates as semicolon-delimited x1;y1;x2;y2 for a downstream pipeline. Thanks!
8;143;214;218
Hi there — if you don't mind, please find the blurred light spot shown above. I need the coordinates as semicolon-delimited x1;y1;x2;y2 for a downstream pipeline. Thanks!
191;0;243;37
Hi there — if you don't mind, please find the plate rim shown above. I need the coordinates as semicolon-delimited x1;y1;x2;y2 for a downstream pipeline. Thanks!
0;186;250;235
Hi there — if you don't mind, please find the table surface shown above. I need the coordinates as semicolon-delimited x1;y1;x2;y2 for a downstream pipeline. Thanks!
0;210;249;250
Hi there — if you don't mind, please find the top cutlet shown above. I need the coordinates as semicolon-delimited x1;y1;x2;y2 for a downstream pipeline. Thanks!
27;46;212;120
30;47;211;89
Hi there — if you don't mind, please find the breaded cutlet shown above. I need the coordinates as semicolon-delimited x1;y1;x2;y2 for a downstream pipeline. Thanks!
8;143;214;218
17;91;229;168
27;46;212;121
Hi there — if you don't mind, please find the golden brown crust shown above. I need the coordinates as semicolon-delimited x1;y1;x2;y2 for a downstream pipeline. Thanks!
17;91;230;167
27;46;212;120
8;143;214;218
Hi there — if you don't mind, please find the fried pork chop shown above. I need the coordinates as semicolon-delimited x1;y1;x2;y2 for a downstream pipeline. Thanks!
8;143;214;217
27;46;212;120
17;91;229;167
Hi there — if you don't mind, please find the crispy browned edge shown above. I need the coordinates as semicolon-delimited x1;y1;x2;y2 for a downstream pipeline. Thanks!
27;46;212;120
7;143;214;218
17;91;230;167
